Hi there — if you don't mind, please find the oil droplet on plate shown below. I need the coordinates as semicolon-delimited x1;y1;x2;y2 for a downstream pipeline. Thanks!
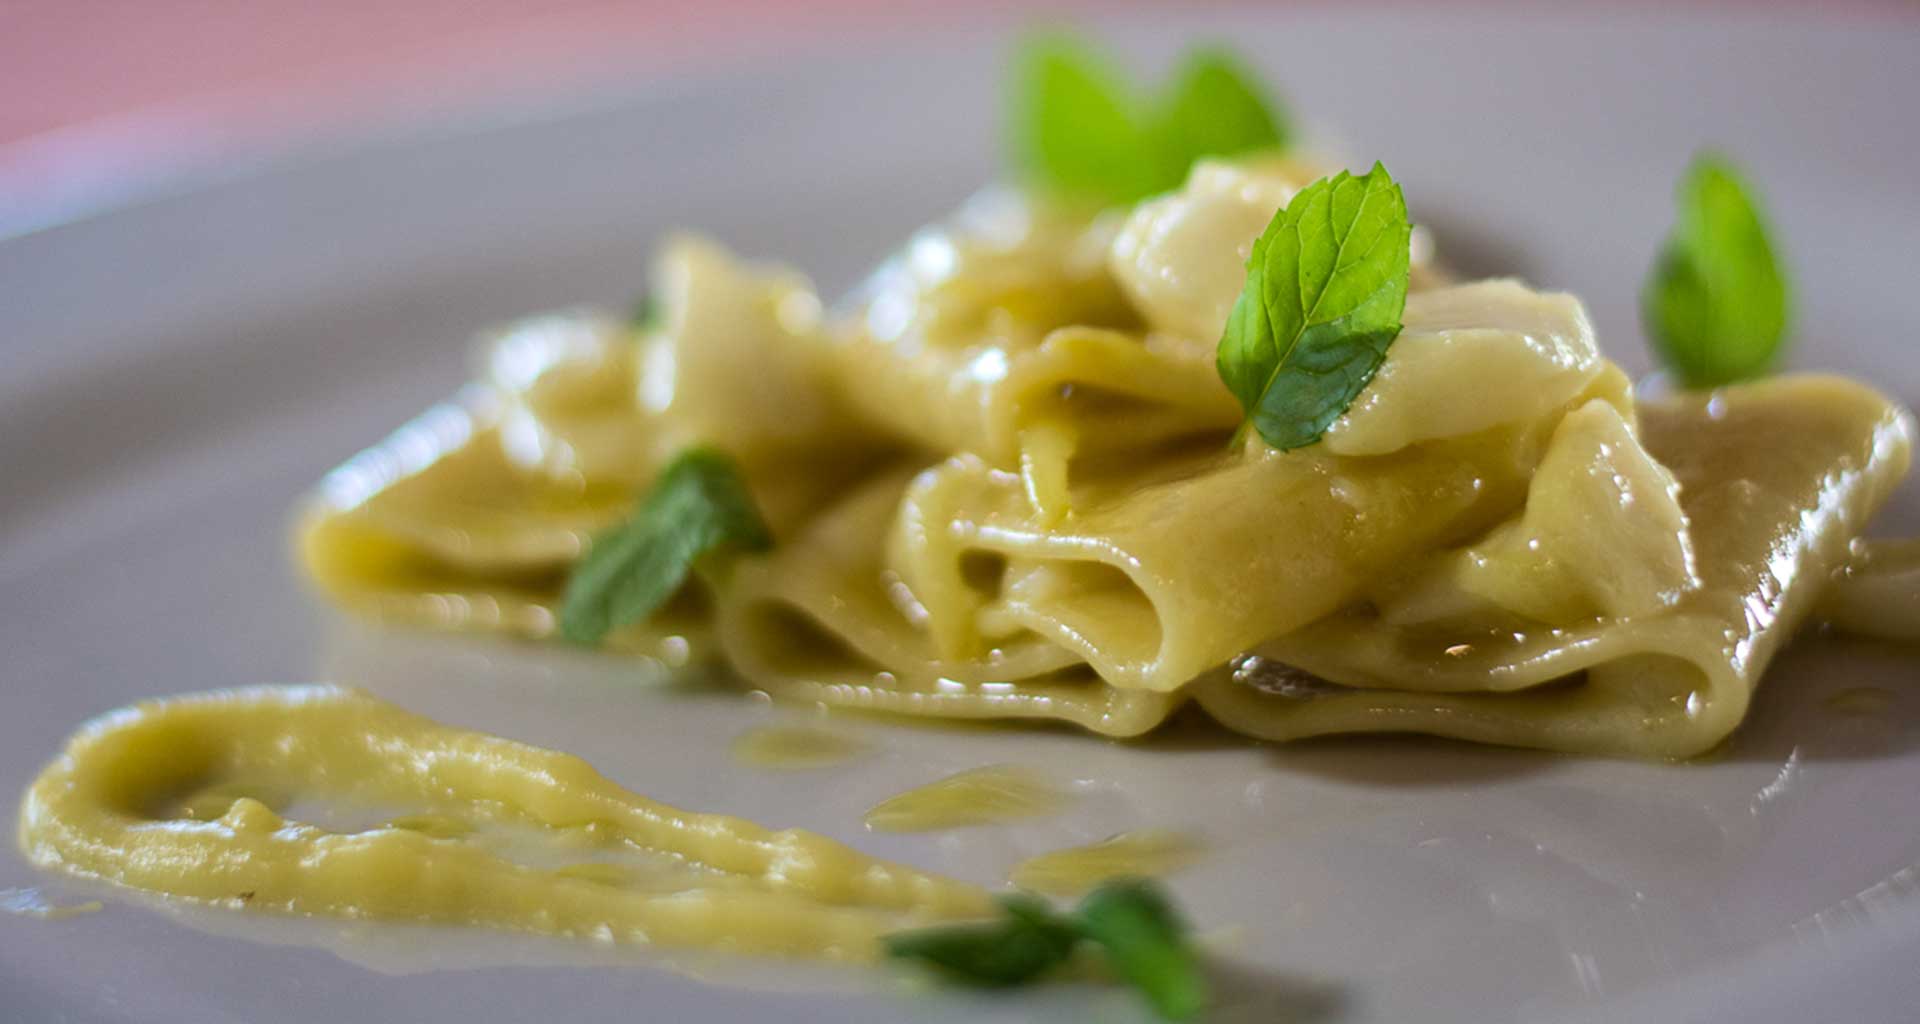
730;725;869;769
1824;686;1896;716
1010;830;1202;897
864;765;1065;832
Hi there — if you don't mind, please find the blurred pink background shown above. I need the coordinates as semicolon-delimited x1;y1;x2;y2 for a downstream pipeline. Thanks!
3;0;1913;229
2;1;1059;222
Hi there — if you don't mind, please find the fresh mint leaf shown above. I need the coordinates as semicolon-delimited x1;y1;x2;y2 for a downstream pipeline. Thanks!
1010;36;1290;205
558;448;771;646
630;294;659;331
1151;48;1290;187
882;894;1080;987
1074;879;1207;1021
883;881;1210;1020
1216;161;1410;450
1011;33;1157;205
1643;152;1790;388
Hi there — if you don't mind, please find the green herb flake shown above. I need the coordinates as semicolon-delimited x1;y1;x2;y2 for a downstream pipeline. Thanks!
1643;152;1791;388
1011;33;1158;205
557;448;771;646
1010;35;1291;205
630;294;660;331
882;894;1080;987
883;879;1208;1020
1151;48;1290;187
1216;161;1411;450
1074;878;1208;1021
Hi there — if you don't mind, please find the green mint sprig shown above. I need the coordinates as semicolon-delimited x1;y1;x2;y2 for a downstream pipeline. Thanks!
1643;152;1790;388
558;448;771;646
882;893;1081;987
884;878;1207;1020
630;294;659;331
1011;34;1292;206
1216;161;1412;450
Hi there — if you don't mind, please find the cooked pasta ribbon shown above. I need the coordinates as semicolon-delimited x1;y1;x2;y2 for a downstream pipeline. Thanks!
298;157;1916;757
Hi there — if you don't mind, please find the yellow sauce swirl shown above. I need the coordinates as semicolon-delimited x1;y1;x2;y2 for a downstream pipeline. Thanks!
16;685;989;961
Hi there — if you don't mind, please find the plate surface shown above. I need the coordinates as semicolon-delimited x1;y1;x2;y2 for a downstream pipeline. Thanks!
3;9;1918;1023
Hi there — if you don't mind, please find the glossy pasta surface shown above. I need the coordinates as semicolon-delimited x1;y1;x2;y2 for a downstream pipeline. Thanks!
299;159;1915;757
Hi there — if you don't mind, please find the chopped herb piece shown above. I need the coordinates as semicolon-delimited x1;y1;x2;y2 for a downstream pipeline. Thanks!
1151;47;1290;186
884;879;1208;1020
1643;152;1790;387
1011;33;1159;205
882;894;1080;987
1074;878;1208;1021
630;294;660;330
1216;161;1411;450
558;448;770;646
1011;35;1292;205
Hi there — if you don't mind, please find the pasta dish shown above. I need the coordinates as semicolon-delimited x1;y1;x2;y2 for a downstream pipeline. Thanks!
17;37;1918;1018
299;153;1910;758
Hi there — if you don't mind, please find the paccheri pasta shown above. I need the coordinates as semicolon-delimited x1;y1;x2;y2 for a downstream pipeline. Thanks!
298;156;1914;759
17;39;1920;1021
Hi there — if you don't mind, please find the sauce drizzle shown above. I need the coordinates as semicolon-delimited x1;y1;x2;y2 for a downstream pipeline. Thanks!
16;686;987;961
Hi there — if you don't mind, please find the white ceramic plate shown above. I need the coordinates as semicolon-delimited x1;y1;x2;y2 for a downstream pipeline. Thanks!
4;9;1918;1023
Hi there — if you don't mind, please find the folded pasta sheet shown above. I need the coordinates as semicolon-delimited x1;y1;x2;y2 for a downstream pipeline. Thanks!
298;158;1913;757
1198;375;1912;757
298;239;881;660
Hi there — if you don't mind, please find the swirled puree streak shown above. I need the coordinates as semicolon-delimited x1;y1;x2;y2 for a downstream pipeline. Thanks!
17;686;990;961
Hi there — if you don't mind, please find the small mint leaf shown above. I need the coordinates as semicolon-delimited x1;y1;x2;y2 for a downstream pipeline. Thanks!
883;894;1079;987
1010;33;1157;204
558;449;770;646
1074;879;1208;1021
1216;162;1411;450
1150;48;1290;187
1643;152;1790;388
